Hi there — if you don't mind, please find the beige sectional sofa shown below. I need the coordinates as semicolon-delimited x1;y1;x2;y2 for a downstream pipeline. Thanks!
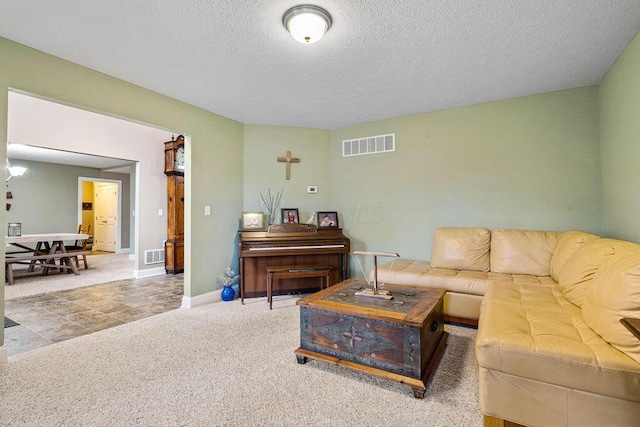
374;227;560;324
374;227;640;427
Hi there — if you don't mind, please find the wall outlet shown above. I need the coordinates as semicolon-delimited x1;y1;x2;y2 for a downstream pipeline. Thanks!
205;205;211;216
307;186;318;194
158;208;164;216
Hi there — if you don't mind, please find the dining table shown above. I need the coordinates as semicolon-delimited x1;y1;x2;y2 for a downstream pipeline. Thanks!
5;233;90;284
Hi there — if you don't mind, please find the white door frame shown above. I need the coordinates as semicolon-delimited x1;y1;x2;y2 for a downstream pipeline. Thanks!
78;177;123;254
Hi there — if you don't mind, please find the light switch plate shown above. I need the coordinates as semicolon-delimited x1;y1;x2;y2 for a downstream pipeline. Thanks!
307;186;318;194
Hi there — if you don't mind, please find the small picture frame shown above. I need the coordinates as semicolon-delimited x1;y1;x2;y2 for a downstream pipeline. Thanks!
242;212;266;230
317;211;338;228
281;208;299;224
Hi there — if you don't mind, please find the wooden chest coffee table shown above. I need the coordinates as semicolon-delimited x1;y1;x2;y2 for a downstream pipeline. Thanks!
295;279;447;398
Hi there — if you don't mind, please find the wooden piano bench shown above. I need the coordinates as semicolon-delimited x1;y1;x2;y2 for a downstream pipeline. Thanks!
265;264;331;310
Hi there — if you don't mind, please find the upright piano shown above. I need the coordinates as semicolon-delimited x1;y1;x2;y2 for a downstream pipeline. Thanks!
238;224;350;300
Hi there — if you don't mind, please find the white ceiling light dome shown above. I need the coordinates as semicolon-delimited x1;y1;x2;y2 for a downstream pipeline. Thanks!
283;5;332;44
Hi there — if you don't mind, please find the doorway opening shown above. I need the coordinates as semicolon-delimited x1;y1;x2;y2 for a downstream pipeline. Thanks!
4;90;187;357
78;177;124;254
7;89;177;274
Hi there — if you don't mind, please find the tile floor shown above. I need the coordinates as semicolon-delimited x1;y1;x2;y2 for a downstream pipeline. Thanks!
4;274;184;356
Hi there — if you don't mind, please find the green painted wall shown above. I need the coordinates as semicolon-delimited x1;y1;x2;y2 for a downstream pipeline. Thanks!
331;87;602;277
1;37;244;347
600;31;640;242
243;125;331;224
6;159;121;237
7;162;134;252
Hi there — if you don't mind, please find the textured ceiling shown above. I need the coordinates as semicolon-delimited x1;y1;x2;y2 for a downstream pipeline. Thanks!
1;1;639;129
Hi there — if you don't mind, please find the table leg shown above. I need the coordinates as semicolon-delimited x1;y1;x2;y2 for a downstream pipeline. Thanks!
320;269;330;290
240;261;245;305
42;244;58;276
6;263;14;285
40;241;80;276
55;241;79;275
28;242;46;272
267;273;273;310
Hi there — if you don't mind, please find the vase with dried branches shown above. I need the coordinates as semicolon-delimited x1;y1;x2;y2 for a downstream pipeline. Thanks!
259;188;283;225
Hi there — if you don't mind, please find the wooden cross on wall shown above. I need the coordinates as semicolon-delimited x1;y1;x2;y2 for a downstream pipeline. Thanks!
277;151;300;180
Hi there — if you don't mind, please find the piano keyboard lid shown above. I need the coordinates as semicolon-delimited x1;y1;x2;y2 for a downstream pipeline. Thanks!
248;244;345;251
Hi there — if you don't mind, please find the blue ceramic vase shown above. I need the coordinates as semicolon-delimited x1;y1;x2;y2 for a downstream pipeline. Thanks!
221;285;235;302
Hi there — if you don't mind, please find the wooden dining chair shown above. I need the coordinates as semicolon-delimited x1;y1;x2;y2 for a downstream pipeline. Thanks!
65;224;91;269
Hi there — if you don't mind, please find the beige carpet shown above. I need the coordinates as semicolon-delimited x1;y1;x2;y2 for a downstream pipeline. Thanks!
0;297;481;426
4;253;135;300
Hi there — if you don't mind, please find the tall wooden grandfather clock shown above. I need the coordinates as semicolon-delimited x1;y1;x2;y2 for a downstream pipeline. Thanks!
164;135;185;274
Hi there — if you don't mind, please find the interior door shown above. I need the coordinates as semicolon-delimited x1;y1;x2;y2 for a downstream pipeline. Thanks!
95;182;118;252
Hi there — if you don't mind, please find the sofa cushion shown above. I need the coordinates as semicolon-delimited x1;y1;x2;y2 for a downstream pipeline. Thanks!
558;238;635;307
477;282;640;403
374;259;556;297
583;246;640;364
549;230;599;281
430;227;490;272
375;259;489;296
490;229;560;276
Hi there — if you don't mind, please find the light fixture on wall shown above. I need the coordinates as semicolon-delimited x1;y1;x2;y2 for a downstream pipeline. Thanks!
6;159;27;182
283;4;332;44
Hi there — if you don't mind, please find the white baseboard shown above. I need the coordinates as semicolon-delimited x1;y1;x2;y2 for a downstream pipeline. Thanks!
0;346;7;363
133;266;165;278
181;289;222;308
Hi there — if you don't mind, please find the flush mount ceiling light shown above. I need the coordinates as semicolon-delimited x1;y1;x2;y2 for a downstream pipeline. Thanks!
283;4;332;44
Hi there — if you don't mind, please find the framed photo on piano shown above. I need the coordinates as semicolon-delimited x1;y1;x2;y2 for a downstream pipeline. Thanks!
281;208;299;224
242;212;266;230
317;211;338;228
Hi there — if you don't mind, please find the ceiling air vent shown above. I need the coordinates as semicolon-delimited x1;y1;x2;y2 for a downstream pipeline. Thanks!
342;133;395;157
